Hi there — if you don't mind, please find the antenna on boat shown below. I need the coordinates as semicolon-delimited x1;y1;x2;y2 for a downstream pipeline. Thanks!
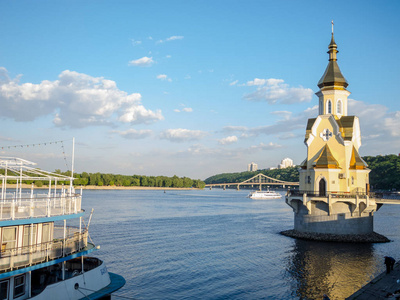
70;137;75;193
87;208;94;231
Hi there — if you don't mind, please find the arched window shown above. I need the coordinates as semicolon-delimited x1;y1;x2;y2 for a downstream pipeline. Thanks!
327;100;332;114
337;99;342;114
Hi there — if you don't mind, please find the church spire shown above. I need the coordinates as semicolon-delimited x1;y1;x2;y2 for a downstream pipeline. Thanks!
316;23;351;117
317;24;348;89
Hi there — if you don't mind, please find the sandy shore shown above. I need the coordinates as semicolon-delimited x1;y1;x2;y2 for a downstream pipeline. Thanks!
6;184;200;191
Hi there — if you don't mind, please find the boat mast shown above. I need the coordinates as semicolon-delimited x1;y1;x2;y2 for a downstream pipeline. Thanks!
70;137;75;193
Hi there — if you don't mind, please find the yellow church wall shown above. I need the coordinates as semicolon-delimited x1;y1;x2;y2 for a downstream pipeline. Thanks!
316;88;350;116
306;116;346;169
348;169;370;193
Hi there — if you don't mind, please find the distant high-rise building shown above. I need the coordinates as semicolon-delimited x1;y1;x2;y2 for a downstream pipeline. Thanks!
248;162;258;172
278;158;293;169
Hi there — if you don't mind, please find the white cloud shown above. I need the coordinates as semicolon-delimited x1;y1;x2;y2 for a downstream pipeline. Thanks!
157;35;184;44
0;68;163;127
229;80;238;86
111;129;152;139
271;110;293;120
167;35;184;41
174;106;193;113
219;136;238;145
131;39;142;46
223;105;315;138
249;142;283;151
244;78;313;104
156;74;172;82
118;105;163;124
384;111;400;137
128;56;154;67
160;128;207;142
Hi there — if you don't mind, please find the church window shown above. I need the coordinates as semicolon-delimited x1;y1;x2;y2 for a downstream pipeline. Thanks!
337;99;342;114
327;100;332;114
351;176;354;185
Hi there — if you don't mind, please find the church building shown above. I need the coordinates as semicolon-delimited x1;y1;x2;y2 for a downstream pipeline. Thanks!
285;29;379;237
300;32;370;196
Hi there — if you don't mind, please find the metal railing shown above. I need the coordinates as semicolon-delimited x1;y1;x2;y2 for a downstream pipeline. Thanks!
288;190;400;200
288;190;369;199
0;228;88;272
0;193;82;221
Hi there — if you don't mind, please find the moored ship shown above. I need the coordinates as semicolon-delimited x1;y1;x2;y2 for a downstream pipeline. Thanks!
0;156;125;299
248;190;282;200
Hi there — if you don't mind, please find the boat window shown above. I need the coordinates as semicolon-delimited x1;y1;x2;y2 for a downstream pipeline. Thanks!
23;224;37;248
42;223;51;243
0;280;9;300
2;227;17;252
14;275;25;298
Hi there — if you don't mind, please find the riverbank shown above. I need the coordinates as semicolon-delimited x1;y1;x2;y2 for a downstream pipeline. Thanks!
7;184;200;191
346;262;400;299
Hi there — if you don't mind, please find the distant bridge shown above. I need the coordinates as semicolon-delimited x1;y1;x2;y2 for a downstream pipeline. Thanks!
205;173;299;190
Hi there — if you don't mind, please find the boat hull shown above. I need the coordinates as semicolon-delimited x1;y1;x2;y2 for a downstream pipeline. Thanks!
30;260;124;300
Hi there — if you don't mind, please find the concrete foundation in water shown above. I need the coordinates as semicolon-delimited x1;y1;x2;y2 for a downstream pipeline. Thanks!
285;192;389;242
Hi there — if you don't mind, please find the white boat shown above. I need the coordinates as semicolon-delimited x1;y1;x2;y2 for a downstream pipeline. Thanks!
248;190;282;199
0;155;125;299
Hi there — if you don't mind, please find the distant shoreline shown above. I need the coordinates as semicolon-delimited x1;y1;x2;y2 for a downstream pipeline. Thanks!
6;184;200;191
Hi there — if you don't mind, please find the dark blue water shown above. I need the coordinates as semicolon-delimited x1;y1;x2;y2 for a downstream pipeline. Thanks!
81;189;400;300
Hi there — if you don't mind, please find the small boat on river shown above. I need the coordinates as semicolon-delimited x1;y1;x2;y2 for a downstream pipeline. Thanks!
248;190;282;199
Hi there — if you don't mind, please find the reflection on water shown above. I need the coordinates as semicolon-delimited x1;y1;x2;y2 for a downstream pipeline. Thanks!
80;189;400;299
286;239;379;299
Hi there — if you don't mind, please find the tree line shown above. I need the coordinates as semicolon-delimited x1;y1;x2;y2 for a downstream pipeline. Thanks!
2;169;205;189
66;172;205;189
205;154;400;191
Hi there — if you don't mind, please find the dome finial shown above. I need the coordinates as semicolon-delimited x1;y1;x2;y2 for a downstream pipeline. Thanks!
331;20;334;35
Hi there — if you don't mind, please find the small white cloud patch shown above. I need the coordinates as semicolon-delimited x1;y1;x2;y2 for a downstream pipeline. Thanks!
156;74;172;82
219;136;238;145
111;129;153;139
244;78;313;104
129;56;154;67
160;128;207;142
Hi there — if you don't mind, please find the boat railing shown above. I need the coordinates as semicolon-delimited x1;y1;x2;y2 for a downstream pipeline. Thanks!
0;193;82;221
0;228;88;272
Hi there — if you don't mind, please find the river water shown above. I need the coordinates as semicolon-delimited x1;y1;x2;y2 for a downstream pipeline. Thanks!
82;189;400;300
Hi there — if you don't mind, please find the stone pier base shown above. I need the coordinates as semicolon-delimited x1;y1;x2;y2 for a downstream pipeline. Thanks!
280;229;389;243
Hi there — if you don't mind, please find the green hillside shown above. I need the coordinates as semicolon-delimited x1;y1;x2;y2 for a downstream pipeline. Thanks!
205;154;400;191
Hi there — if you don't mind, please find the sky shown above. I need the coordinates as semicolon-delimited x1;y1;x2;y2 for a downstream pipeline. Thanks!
0;0;399;180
